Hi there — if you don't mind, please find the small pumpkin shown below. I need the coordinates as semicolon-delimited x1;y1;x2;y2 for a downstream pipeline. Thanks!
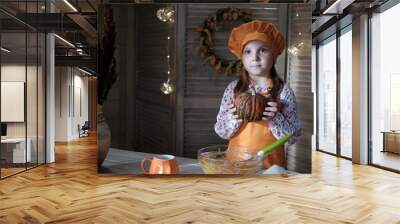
234;88;270;122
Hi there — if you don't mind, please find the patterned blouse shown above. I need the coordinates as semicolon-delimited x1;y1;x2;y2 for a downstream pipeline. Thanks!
214;79;301;145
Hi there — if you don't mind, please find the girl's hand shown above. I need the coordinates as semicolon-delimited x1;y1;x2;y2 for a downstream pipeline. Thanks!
262;101;279;120
228;103;243;123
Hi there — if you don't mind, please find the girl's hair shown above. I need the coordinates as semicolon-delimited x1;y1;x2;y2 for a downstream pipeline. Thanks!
234;64;284;99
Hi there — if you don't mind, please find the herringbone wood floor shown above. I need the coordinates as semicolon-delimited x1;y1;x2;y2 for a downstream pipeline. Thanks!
1;135;400;224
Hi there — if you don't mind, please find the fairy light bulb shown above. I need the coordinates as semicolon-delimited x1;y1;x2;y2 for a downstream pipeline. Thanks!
160;78;174;95
288;46;299;56
288;42;304;56
156;7;175;23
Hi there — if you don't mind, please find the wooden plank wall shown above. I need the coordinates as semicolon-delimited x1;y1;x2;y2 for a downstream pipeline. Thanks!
135;4;175;155
286;4;312;173
180;4;284;158
101;5;136;150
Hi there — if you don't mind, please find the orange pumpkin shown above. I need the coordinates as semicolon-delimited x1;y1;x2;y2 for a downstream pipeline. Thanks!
234;89;269;122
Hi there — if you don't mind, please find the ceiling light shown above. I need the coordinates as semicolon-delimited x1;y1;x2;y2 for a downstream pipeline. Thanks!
63;0;78;12
322;0;355;15
54;34;75;48
76;48;86;56
78;67;93;76
75;42;85;47
1;47;11;53
323;0;341;14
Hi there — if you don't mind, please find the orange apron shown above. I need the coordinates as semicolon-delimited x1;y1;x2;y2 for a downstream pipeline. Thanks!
226;120;286;169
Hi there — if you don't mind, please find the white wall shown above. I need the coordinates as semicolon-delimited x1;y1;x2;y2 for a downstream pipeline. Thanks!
55;67;69;141
55;67;89;141
72;73;89;137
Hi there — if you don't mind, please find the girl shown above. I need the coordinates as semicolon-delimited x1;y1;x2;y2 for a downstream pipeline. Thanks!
214;20;301;169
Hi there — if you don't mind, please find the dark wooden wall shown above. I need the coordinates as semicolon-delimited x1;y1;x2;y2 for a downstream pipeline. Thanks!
135;4;175;154
103;5;136;151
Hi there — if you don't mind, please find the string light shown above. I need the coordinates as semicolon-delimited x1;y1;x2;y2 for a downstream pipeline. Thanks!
157;6;175;95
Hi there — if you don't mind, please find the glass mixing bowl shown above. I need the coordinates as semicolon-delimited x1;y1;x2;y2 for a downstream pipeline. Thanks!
197;145;262;174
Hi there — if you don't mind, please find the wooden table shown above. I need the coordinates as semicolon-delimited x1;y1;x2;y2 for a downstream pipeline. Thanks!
100;148;292;175
381;131;400;154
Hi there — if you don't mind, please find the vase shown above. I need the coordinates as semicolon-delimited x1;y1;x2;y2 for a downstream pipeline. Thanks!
97;104;111;168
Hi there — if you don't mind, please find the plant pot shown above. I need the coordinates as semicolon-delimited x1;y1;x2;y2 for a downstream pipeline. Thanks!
97;104;111;168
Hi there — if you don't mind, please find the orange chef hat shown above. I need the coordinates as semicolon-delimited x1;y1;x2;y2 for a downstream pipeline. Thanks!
228;20;285;61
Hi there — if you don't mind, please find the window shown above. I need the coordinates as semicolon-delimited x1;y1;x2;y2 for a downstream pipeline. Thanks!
370;2;400;171
317;35;337;154
339;27;352;158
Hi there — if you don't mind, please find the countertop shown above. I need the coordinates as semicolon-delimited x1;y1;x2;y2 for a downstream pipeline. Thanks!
99;148;293;175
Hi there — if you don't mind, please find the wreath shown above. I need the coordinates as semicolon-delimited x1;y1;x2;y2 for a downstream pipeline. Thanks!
196;8;253;76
